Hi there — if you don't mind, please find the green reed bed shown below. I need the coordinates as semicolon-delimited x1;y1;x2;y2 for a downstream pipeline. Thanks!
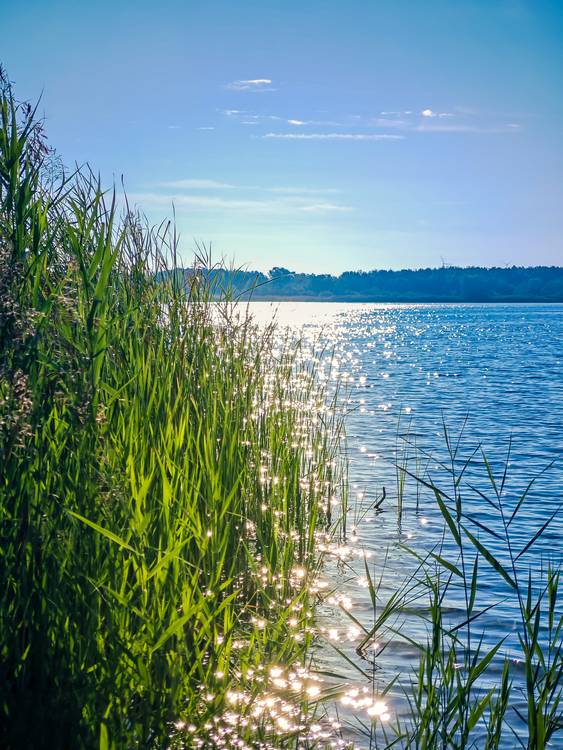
0;74;346;749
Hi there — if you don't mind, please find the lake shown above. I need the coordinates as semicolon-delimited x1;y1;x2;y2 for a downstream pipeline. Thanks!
250;302;563;748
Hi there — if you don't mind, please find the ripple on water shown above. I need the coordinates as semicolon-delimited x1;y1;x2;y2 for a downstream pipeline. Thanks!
249;302;563;748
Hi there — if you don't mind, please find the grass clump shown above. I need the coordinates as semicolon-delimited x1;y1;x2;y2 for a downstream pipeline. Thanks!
0;71;344;749
344;426;562;750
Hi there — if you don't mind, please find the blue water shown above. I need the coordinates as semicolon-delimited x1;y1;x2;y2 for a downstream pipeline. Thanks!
250;302;563;748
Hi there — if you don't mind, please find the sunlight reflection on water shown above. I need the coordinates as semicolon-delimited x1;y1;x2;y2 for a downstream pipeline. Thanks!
248;301;563;748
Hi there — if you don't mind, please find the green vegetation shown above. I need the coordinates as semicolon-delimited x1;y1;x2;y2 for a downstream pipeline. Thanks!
346;429;563;750
1;72;561;750
182;265;563;302
0;73;345;748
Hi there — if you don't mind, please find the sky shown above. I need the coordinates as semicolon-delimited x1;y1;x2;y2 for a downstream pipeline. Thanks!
3;0;563;273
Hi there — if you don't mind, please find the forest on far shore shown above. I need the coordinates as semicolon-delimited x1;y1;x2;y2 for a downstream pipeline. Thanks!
172;264;563;302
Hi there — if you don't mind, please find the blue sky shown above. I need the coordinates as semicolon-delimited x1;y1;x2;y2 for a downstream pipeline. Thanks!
3;0;563;272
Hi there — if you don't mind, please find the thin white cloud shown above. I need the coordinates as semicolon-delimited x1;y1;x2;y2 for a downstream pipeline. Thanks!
221;109;339;127
226;79;275;91
262;132;404;141
220;106;511;139
421;108;455;119
128;191;353;215
197;126;215;131
415;122;522;134
369;108;518;134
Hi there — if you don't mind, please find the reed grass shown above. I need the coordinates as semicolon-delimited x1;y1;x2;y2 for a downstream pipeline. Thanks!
348;424;562;750
0;71;346;749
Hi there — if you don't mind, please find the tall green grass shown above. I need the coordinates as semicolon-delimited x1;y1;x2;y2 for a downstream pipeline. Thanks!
344;425;562;750
0;72;345;749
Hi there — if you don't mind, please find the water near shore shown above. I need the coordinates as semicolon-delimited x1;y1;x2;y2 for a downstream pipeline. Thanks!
250;301;563;746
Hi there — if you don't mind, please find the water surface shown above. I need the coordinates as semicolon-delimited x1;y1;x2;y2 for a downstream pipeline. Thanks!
250;302;563;747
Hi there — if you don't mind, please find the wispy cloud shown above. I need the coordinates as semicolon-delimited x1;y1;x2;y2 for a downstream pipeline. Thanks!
219;106;520;140
226;78;275;91
370;109;520;135
222;110;314;127
132;178;350;216
415;122;521;133
421;108;455;118
262;132;404;141
128;191;353;215
221;109;344;127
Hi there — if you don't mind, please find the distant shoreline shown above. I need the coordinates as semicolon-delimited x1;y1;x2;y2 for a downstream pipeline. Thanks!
243;295;563;303
167;265;563;305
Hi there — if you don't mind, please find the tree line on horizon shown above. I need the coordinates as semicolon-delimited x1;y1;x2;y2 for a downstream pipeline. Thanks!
172;264;563;302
